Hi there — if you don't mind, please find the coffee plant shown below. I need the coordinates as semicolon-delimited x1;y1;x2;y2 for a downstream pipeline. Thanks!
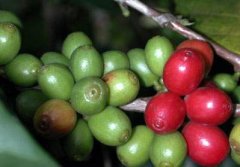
1;0;240;167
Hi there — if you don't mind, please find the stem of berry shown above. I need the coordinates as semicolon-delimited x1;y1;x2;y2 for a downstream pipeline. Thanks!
121;97;240;119
114;0;240;71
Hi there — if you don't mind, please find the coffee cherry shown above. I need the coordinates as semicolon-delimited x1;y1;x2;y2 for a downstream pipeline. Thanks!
88;106;132;146
70;45;103;81
127;48;159;87
41;52;69;67
144;92;186;134
182;122;229;166
103;69;139;106
163;48;205;96
0;10;22;28
116;125;154;167
63;118;94;161
232;86;240;103
33;99;77;139
16;89;48;124
5;53;42;87
229;123;240;165
103;50;129;74
213;73;237;93
70;77;109;115
177;39;214;74
0;23;21;65
145;35;173;76
149;131;187;167
185;87;232;125
62;31;92;59
38;64;74;100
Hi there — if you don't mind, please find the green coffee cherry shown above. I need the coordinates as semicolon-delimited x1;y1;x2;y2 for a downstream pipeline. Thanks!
145;35;173;76
213;73;237;93
150;131;187;167
16;89;49;124
70;77;109;115
41;52;69;67
5;53;42;87
103;69;140;106
33;99;77;139
38;64;74;100
88;106;132;146
70;45;103;81
231;150;240;165
127;48;159;87
103;50;129;74
232;86;240;103
117;125;154;167
229;124;240;165
0;10;22;28
63;118;94;161
0;23;21;65
62;31;92;59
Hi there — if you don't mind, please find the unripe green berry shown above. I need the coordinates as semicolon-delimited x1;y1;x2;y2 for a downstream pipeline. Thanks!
88;106;132;146
70;45;103;81
0;23;21;65
103;50;129;74
70;77;109;115
41;52;69;67
103;69;140;106
63;118;94;161
117;125;154;167
127;48;159;87
150;131;187;167
145;35;173;76
5;53;42;87
62;31;92;59
38;64;74;100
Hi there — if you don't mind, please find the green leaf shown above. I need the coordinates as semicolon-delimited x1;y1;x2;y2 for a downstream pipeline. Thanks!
175;0;240;54
0;95;59;167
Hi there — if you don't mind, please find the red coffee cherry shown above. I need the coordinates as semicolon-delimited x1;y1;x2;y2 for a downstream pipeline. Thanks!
144;91;186;134
163;48;205;96
185;87;233;125
182;122;229;166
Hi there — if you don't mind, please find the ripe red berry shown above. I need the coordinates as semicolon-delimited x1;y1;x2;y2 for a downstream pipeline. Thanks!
184;87;232;125
176;39;214;74
144;92;186;134
163;48;205;96
182;122;229;166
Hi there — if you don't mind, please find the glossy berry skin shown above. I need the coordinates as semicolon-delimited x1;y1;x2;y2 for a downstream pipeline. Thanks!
145;35;173;76
177;39;213;74
185;87;232;125
150;131;187;167
34;99;77;139
213;73;237;93
127;48;159;87
70;45;103;82
62;31;92;59
88;106;132;146
103;69;140;106
0;23;21;65
38;64;74;100
163;48;205;96
5;53;42;87
103;50;129;74
144;92;186;134
41;52;69;67
182;122;229;166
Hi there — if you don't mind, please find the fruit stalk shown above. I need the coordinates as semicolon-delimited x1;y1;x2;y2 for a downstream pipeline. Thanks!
114;0;240;71
121;97;240;118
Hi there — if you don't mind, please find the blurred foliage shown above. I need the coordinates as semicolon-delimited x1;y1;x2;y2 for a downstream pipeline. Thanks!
175;0;240;55
0;0;239;56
